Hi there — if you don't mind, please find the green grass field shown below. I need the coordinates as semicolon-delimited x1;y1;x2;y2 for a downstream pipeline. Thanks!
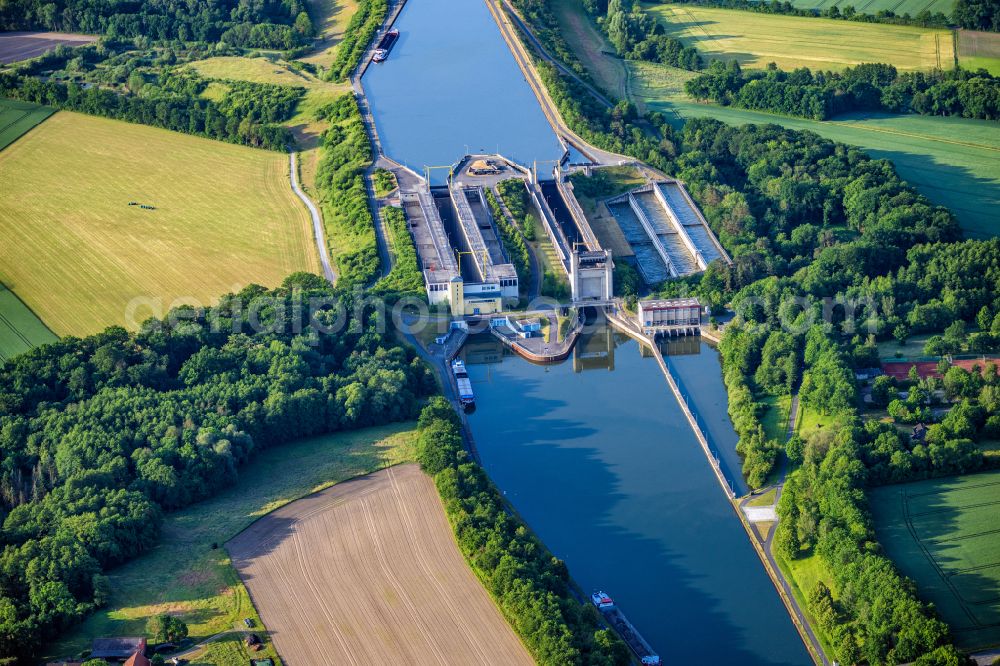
0;111;320;337
188;56;348;148
0;98;53;151
760;394;792;443
958;29;1000;75
781;0;954;16
869;470;1000;650
0;283;58;361
629;61;1000;238
45;423;418;663
299;0;360;70
649;4;955;71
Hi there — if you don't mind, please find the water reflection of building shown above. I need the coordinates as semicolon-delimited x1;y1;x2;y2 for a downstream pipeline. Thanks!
462;334;506;366
574;326;616;372
659;336;702;357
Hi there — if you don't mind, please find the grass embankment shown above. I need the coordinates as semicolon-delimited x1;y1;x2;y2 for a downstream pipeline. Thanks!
629;61;1000;238
0;283;58;361
649;4;955;72
773;549;839;658
328;0;388;81
299;0;361;70
869;470;1000;650
314;94;380;285
0;111;319;337
188;56;349;148
0;98;53;150
373;206;424;295
550;0;628;99
46;424;418;663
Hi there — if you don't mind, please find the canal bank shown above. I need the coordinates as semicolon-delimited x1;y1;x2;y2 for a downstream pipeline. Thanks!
461;325;812;664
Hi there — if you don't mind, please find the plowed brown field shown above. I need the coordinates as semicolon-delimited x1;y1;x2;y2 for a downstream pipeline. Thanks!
228;464;532;665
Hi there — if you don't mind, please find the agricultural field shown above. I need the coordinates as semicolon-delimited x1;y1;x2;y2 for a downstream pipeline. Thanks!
958;29;1000;74
188;56;348;147
0;111;320;337
629;61;1000;238
228;463;534;665
869;470;1000;650
0;31;95;64
648;4;955;71
0;97;53;151
781;0;954;16
299;0;361;70
0;283;58;361
46;423;418;663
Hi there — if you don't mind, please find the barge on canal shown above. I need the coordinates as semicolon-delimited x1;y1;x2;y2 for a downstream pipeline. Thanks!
591;591;661;665
372;28;399;63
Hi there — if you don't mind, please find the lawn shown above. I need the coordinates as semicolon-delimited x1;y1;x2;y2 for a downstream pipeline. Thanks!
0;283;58;361
796;403;841;438
958;29;1000;75
774;549;839;657
869;470;1000;650
648;4;955;71
45;423;418;663
0;111;320;337
630;61;1000;238
0;97;53;150
780;0;954;16
760;394;792;443
876;333;935;360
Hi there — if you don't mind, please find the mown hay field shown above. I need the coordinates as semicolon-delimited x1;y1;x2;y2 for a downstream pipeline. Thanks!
228;463;534;665
299;0;361;70
649;4;955;71
0;97;53;150
0;111;319;337
629;62;1000;238
0;283;57;361
0;30;96;64
781;0;954;16
46;424;418;663
869;470;1000;650
958;29;1000;75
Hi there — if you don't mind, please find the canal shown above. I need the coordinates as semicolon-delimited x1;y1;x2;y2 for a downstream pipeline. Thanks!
362;0;565;174
463;328;810;664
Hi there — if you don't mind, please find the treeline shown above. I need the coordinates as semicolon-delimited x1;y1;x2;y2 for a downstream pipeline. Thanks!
414;399;630;665
0;275;435;661
0;70;300;150
511;0;591;78
372;206;424;296
485;189;532;301
954;0;1000;31
0;0;314;49
668;0;951;29
686;59;1000;120
586;0;701;70
328;0;388;81
313;94;380;286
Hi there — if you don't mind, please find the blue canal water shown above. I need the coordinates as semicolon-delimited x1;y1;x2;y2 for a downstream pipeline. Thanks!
361;0;565;173
463;330;810;664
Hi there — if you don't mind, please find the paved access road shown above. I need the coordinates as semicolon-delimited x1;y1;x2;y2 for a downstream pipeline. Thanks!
289;152;336;284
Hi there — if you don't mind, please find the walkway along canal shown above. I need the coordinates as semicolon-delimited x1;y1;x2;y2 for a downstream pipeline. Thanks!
461;324;812;664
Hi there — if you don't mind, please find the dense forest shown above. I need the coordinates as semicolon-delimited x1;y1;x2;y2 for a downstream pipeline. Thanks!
686;60;1000;121
0;0;314;49
954;0;1000;31
415;399;630;665
0;275;436;661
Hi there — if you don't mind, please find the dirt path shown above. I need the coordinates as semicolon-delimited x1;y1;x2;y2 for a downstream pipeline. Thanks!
290;151;336;284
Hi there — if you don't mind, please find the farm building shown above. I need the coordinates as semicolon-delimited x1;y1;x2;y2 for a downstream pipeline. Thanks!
124;651;151;666
91;637;147;661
